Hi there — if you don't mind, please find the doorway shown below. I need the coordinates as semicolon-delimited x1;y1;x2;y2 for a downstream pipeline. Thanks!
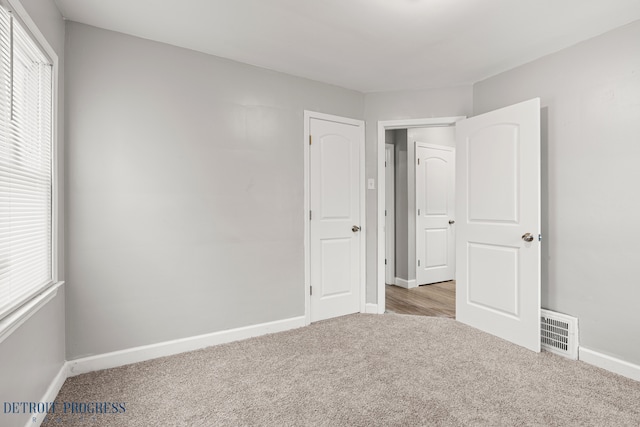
416;142;456;285
378;118;462;317
377;99;542;353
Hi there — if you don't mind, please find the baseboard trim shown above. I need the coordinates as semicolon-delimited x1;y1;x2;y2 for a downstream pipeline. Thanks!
394;278;417;289
67;316;306;377
27;362;69;427
579;347;640;382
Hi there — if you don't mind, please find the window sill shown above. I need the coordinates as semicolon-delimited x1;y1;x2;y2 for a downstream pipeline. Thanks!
0;281;64;345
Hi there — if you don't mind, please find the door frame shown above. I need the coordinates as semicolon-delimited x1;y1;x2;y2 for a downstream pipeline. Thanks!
376;117;464;313
304;110;366;326
384;143;395;285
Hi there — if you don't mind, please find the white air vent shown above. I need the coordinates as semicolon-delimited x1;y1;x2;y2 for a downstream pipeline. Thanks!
541;309;578;360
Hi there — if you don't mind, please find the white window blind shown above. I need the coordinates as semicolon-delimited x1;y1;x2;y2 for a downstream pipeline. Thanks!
0;4;54;320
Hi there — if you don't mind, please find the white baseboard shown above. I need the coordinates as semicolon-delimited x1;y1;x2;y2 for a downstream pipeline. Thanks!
394;278;417;289
579;347;640;382
27;362;69;427
364;303;379;314
67;316;306;377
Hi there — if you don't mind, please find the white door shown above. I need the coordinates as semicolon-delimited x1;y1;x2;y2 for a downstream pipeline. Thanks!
310;116;363;322
385;144;395;285
455;98;541;352
416;143;455;286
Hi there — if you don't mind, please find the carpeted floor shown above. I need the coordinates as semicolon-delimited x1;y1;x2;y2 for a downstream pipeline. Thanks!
43;314;640;426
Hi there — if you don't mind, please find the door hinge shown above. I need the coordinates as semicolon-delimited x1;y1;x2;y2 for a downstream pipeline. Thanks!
385;209;387;216
417;158;420;165
418;259;421;267
309;135;312;145
309;210;312;220
385;258;387;265
310;286;313;296
418;208;421;216
538;233;542;242
385;160;387;167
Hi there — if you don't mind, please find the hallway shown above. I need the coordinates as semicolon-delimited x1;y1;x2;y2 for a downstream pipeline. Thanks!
385;281;455;318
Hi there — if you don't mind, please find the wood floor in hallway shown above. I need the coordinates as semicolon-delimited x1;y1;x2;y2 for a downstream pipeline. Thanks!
385;281;455;318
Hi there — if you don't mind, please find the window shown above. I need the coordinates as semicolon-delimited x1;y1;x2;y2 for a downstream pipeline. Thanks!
0;3;54;320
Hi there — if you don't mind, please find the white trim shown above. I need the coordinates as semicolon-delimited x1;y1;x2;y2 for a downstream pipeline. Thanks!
365;303;379;314
394;278;417;289
384;143;395;287
27;362;69;427
303;111;366;324
358;117;366;316
377;117;464;313
304;112;311;325
407;139;416;285
380;117;463;130
67;316;306;377
50;27;61;288
304;110;363;127
579;347;640;382
4;0;58;63
0;282;63;345
26;315;307;425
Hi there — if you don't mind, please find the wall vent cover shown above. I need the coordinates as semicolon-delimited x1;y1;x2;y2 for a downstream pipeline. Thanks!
541;309;578;360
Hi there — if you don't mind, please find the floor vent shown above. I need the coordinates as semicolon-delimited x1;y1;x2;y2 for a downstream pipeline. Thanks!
541;309;578;360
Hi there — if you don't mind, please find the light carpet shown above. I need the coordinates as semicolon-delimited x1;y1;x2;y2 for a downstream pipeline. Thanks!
43;314;640;426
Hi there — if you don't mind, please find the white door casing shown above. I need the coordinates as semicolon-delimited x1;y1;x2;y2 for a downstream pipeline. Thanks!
376;117;464;314
415;143;455;285
307;113;364;323
455;98;541;352
385;144;395;285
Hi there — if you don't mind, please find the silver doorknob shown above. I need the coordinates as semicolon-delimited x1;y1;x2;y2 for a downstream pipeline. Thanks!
449;220;455;225
352;225;361;232
522;233;534;242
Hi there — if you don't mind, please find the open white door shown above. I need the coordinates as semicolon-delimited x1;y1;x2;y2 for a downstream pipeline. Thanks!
309;115;364;322
416;143;455;285
455;98;541;352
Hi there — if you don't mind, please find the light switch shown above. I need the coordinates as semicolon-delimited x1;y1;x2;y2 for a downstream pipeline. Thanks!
368;178;375;190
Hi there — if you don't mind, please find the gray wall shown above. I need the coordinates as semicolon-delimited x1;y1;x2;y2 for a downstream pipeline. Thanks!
384;129;396;145
408;127;456;148
474;20;640;365
364;86;473;300
0;289;66;427
65;22;364;359
0;1;65;427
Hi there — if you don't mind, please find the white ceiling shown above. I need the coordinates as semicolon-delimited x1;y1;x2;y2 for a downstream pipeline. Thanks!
53;0;640;93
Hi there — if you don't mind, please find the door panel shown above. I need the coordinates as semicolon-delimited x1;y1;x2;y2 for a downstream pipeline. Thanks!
320;137;352;218
456;98;541;352
467;243;519;316
425;228;448;268
320;238;352;296
468;125;519;222
424;158;448;214
310;117;362;322
416;143;455;285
